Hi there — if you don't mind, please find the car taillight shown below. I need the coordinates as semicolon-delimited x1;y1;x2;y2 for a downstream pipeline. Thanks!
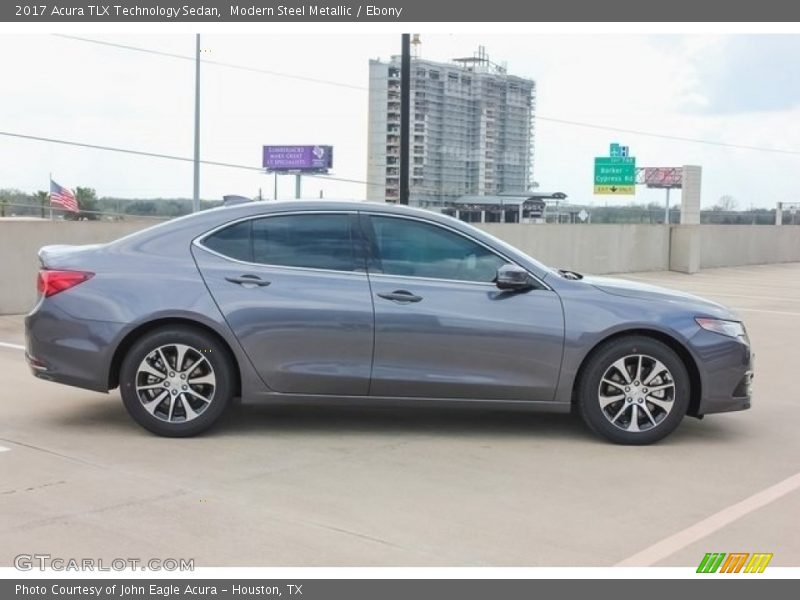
37;270;94;297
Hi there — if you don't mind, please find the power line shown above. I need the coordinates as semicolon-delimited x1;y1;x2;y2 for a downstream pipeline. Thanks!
55;34;800;158
534;115;800;157
53;34;367;91
0;130;384;188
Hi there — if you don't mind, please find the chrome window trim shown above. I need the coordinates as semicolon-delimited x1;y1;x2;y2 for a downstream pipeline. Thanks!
192;210;367;277
192;208;551;291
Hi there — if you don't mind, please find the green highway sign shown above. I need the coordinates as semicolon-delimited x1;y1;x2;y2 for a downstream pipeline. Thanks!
594;156;636;195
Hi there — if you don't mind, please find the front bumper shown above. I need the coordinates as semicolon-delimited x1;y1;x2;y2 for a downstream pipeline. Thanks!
691;328;754;416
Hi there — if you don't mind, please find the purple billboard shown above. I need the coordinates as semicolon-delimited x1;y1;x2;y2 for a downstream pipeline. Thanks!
262;145;333;172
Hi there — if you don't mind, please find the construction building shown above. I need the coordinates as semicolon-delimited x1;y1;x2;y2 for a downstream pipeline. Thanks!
367;44;536;207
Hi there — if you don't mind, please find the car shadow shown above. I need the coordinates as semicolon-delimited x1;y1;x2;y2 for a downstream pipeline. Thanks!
219;403;594;441
51;394;745;445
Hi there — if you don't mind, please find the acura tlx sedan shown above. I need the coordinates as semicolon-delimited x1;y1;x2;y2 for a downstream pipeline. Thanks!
25;201;753;444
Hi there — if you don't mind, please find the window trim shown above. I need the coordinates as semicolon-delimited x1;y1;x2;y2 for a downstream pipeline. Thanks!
360;212;550;290
193;210;368;276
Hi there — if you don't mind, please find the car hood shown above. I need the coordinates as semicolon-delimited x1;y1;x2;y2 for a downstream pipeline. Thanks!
582;275;736;317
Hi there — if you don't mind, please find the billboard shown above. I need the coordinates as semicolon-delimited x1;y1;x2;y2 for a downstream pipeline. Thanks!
642;167;683;188
262;145;333;172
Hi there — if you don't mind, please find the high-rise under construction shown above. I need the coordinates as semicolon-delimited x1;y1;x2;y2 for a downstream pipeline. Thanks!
367;45;536;207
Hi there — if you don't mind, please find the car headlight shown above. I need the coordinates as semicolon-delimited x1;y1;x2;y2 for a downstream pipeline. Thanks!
695;317;747;340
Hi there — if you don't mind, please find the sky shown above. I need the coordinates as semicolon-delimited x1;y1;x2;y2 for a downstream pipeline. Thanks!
1;33;799;209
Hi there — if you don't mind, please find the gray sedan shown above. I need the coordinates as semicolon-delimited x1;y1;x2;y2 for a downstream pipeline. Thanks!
25;201;753;443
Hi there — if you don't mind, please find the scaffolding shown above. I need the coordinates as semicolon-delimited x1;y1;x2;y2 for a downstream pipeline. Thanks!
367;46;536;207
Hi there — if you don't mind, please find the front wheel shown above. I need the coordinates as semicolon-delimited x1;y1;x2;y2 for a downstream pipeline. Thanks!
119;326;235;437
577;336;690;445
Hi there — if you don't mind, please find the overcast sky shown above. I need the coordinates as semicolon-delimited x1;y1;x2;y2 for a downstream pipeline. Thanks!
1;33;799;208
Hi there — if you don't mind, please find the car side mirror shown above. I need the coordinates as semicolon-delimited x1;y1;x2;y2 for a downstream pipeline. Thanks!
496;264;534;291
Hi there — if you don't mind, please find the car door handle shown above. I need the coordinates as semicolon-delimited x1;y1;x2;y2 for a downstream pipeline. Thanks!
225;274;271;287
377;290;422;303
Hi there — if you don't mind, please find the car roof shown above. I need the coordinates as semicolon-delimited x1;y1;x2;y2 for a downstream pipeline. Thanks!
207;199;434;218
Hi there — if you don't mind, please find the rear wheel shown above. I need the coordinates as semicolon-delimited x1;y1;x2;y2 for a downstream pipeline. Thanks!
577;336;690;445
119;326;235;437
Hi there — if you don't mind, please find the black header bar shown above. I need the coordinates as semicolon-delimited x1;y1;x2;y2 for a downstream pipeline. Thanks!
4;0;800;22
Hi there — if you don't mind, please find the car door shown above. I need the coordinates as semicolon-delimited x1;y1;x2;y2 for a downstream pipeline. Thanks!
192;211;374;396
363;213;564;401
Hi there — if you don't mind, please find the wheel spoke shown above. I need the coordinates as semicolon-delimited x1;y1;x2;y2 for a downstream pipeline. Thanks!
174;344;190;373
644;359;669;385
183;387;211;404
647;396;673;412
646;383;673;395
166;394;176;421
143;390;169;415
599;392;625;409
601;378;626;392
611;358;632;384
157;347;172;373
139;361;165;379
611;403;628;423
635;355;644;382
188;372;215;386
180;394;199;420
186;355;208;377
627;405;640;432
640;403;658;427
136;382;166;391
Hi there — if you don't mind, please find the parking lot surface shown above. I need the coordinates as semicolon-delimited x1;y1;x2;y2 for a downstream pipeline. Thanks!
1;263;799;567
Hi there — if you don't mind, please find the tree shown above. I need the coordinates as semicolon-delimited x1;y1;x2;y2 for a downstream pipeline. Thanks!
713;195;738;211
73;187;100;220
34;191;49;218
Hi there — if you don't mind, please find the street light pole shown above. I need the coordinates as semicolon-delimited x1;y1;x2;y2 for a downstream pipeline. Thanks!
192;33;201;213
399;33;411;205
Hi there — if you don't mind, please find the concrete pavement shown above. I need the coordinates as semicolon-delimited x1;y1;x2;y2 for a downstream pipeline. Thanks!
1;264;798;567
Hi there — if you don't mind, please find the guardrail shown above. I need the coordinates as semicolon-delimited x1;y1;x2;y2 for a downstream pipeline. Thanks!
0;219;799;314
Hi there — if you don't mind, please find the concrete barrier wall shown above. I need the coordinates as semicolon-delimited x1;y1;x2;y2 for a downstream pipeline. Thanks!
698;225;800;268
0;220;152;315
1;219;799;315
477;223;671;275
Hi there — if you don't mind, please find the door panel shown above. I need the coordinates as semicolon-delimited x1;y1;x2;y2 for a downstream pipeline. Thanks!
369;275;564;400
363;214;564;401
193;213;374;396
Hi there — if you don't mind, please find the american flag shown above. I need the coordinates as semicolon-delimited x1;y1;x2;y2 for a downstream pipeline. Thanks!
50;179;79;213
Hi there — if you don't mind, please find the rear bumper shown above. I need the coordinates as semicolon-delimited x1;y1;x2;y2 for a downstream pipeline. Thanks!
25;304;124;393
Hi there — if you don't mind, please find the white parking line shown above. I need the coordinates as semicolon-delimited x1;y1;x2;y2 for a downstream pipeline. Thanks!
734;308;800;317
0;342;24;351
0;446;10;453
616;471;800;567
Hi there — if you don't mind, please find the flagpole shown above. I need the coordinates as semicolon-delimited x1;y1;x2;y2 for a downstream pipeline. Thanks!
49;172;53;221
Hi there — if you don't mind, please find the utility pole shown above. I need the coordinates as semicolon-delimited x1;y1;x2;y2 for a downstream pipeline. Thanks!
399;33;411;205
192;33;201;213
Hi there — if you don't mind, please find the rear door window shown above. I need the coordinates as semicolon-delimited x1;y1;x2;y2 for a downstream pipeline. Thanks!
202;213;361;272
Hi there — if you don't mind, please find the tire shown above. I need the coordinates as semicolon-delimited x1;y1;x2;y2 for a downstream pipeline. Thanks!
119;326;235;437
577;336;690;445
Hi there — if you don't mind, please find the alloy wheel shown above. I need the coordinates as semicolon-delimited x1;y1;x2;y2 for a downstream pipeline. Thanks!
597;354;676;432
134;343;216;423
